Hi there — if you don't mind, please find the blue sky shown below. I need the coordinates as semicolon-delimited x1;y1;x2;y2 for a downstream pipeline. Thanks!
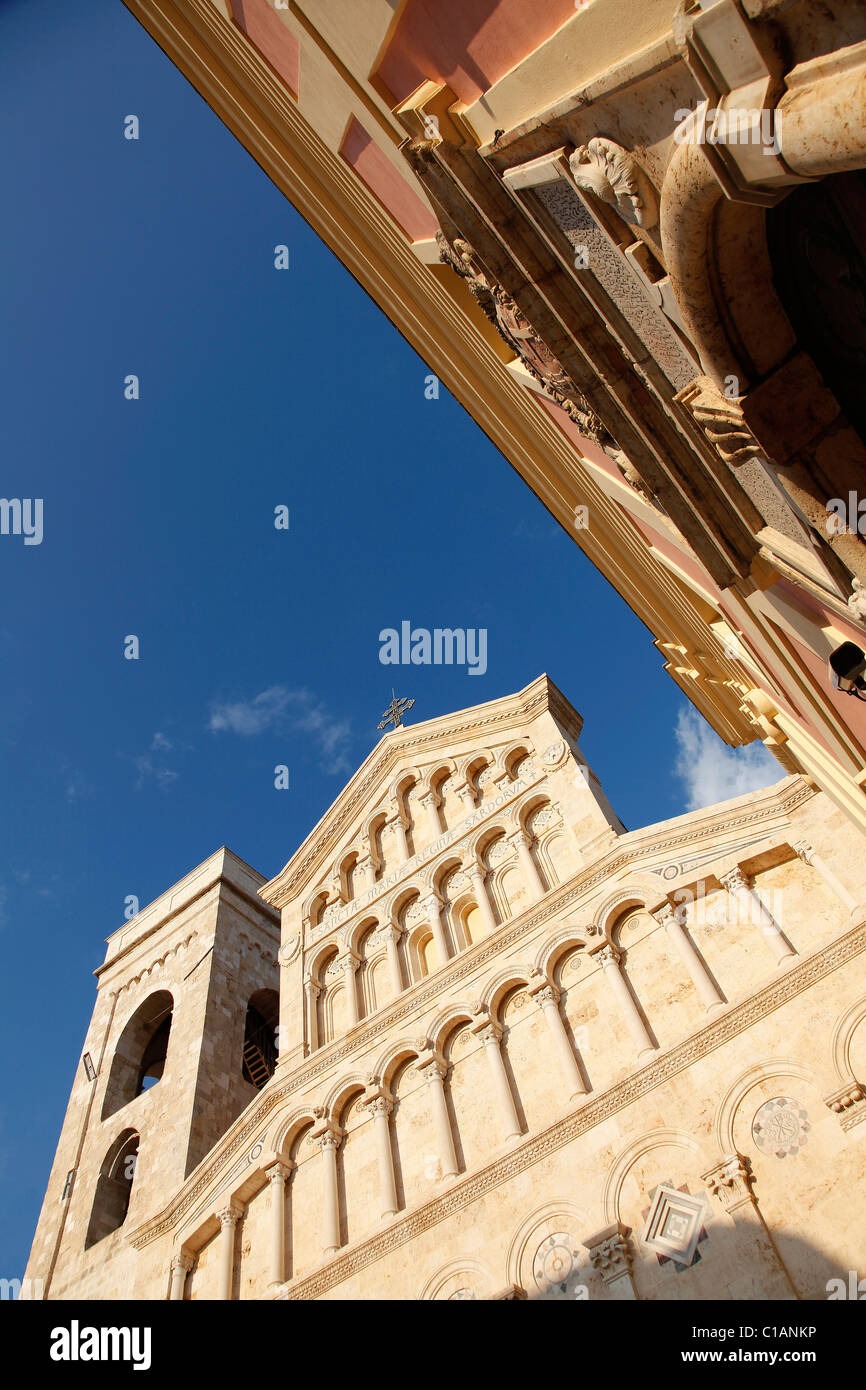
0;0;777;1279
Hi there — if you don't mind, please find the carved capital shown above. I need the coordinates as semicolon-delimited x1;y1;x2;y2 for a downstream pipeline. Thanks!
265;1161;293;1186
595;942;623;969
720;867;749;894
217;1202;242;1228
792;839;814;866
366;1095;393;1121
171;1252;195;1274
702;1153;754;1212
583;1222;634;1282
532;983;561;1009
824;1082;866;1131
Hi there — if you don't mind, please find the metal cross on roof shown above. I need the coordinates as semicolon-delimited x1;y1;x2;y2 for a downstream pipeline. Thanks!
378;689;415;732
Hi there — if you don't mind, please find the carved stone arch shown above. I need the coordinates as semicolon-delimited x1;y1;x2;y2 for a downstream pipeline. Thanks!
516;791;554;833
306;940;339;986
602;1127;704;1226
101;989;174;1121
392;884;424;928
830;996;866;1085
365;811;389;876
432;854;467;897
536;929;592;981
305;890;330;931
591;879;666;941
420;1256;495;1300
373;1037;427;1093
506;1200;590;1298
347;914;380;959
501;739;535;781
714;1059;821;1157
336;847;361;903
405;919;436;982
271;1107;321;1163
324;1076;368;1127
462;748;496;797
483;968;534;1025
427;1002;479;1057
471;822;510;864
425;758;457;796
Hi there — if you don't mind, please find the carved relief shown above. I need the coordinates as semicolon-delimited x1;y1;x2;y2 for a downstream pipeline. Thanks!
436;232;613;445
676;377;766;468
568;138;659;230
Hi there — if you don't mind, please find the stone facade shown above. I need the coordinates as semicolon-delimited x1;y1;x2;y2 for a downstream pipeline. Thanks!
24;677;866;1300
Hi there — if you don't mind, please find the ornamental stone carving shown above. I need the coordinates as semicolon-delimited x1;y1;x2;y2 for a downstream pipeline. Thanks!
702;1153;754;1212
436;232;614;445
676;377;765;468
824;1083;866;1130
532;1231;585;1297
568;138;659;229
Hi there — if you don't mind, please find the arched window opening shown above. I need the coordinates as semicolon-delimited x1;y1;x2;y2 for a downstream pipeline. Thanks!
242;989;279;1090
85;1129;140;1249
101;991;174;1121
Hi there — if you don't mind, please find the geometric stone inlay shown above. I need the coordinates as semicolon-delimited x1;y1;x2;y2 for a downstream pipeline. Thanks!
528;806;555;834
532;1231;584;1297
641;1183;708;1269
751;1097;810;1158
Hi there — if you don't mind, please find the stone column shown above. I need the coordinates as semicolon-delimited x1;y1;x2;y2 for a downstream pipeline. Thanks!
305;980;321;1052
381;924;405;994
473;1020;522;1142
421;791;442;840
366;1095;398;1219
264;1161;293;1287
596;944;656;1060
794;840;860;916
417;1056;459;1177
508;827;547;900
455;781;476;813
217;1203;241;1301
529;982;587;1099
719;867;796;965
421;892;451;968
358;847;376;893
583;1223;636;1300
702;1153;798;1299
340;954;360;1027
319;1129;342;1257
654;903;725;1014
466;863;498;935
168;1252;194;1301
389;809;410;862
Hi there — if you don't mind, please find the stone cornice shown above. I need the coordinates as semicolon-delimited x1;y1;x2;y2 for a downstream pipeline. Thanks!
126;774;813;1249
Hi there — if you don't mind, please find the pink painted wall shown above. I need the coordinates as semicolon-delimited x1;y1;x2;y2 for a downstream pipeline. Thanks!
340;117;439;241
231;0;299;96
374;0;577;106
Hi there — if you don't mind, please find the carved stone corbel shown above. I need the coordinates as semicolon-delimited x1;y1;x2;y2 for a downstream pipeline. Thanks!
568;138;659;230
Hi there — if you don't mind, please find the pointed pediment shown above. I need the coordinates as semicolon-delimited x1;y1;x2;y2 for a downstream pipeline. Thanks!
259;674;581;912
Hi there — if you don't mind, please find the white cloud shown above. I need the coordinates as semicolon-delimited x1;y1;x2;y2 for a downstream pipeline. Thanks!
208;687;353;775
151;731;173;752
673;706;779;812
134;755;178;790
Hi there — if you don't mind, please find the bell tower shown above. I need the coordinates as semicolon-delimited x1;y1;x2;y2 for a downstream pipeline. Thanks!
24;847;279;1300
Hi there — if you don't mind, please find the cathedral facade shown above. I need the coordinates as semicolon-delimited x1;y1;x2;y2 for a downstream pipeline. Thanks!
25;677;866;1299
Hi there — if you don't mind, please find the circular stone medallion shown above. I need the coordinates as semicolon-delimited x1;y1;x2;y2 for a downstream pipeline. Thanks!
752;1097;810;1158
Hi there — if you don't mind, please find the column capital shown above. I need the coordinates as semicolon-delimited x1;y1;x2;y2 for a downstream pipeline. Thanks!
416;1050;448;1084
170;1251;195;1274
792;839;814;864
702;1152;754;1212
304;977;322;999
530;981;561;1008
217;1202;242;1228
583;1222;634;1282
365;1094;393;1121
719;866;750;893
652;901;679;928
824;1082;866;1130
595;942;623;969
465;861;487;884
380;921;404;944
472;1018;503;1046
339;953;359;976
264;1160;294;1185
